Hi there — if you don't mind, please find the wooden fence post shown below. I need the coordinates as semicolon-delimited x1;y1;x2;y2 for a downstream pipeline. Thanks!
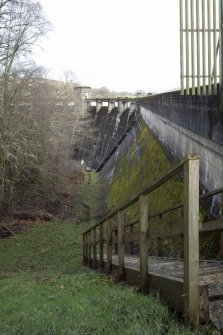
115;229;118;254
118;211;125;280
88;230;92;267
107;218;112;273
100;222;104;271
130;224;134;255
139;194;149;293
61;203;65;219
86;232;89;264
83;233;86;264
92;228;97;268
184;157;200;327
157;214;163;257
180;207;184;258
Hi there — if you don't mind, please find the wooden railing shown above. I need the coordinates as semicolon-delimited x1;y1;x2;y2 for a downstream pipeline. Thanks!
83;154;223;327
60;202;75;219
61;202;90;222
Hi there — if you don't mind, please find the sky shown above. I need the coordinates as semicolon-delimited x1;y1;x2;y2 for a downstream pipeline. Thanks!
33;0;180;93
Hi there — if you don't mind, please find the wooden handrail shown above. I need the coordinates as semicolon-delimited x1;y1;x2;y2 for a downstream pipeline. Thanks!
84;154;199;234
61;201;75;209
84;184;223;235
83;154;223;327
121;186;223;229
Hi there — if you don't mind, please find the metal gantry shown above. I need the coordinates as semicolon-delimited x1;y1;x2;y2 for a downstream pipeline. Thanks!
180;0;220;95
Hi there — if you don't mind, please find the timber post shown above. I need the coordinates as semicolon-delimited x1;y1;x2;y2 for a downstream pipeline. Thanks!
92;228;97;268
107;218;112;273
130;224;134;255
99;222;104;271
183;157;200;327
139;194;149;293
117;210;125;280
88;230;92;267
115;229;118;254
86;232;90;265
157;214;163;257
180;206;184;258
83;233;86;264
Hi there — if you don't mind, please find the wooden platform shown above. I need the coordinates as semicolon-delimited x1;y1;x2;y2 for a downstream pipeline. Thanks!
110;256;222;297
99;255;223;332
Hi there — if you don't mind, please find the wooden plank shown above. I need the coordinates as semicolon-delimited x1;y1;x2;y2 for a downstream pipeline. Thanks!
100;222;104;271
149;220;183;238
139;195;149;293
107;218;112;273
201;220;223;232
101;258;210;323
118;210;125;280
184;158;200;327
117;219;223;244
92;228;97;268
104;261;185;313
118;219;223;248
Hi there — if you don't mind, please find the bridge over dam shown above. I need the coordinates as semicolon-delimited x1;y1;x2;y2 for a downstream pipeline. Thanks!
78;86;223;331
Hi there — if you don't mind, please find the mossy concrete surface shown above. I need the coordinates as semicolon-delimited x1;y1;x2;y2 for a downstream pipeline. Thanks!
106;119;183;222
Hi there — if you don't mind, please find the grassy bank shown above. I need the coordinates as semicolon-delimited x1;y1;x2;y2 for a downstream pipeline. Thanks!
0;221;213;335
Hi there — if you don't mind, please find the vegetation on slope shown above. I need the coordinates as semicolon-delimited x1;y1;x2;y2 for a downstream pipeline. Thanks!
0;220;205;335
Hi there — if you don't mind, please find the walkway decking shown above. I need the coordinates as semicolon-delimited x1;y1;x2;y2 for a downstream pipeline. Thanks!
99;255;223;332
110;255;223;297
83;155;223;331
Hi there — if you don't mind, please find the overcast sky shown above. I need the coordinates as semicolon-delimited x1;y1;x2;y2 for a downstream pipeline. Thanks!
33;0;180;93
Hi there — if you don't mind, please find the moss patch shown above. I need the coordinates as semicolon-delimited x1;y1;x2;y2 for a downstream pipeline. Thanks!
107;120;183;221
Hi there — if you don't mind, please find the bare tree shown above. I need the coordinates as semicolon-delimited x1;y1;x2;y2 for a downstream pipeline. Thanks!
0;0;50;213
63;69;79;85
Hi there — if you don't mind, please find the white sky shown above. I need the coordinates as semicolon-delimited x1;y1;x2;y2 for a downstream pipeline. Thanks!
33;0;180;93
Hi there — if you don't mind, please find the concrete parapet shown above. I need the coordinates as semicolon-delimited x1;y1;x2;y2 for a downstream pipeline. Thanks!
86;98;136;115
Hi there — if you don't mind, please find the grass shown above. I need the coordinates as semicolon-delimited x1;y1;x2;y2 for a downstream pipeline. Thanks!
0;220;215;335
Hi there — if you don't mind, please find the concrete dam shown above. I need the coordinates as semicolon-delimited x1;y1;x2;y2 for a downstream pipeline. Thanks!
81;90;223;207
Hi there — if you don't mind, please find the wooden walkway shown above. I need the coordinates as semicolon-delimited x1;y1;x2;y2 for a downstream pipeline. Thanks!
93;255;223;332
109;255;223;299
83;155;223;331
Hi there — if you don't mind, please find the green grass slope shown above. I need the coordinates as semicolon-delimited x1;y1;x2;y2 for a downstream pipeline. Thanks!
0;221;212;335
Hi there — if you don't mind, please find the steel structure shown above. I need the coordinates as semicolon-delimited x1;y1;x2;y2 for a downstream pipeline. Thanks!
180;0;221;95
